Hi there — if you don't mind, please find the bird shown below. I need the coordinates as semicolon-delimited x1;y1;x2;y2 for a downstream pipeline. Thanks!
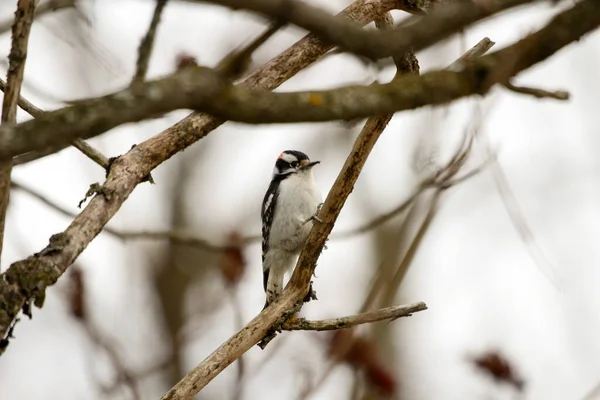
261;150;322;309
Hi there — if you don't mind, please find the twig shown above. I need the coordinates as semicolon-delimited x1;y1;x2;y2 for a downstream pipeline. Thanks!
0;0;76;36
504;81;570;100
489;150;561;288
0;0;36;264
447;37;496;71
132;0;168;85
0;77;110;169
216;22;283;79
281;302;427;331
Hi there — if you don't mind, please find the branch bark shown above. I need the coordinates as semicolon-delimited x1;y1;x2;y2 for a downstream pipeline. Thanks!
281;302;427;331
0;0;413;353
0;0;36;262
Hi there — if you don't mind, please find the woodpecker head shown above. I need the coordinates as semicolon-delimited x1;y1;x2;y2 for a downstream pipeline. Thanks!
273;150;320;178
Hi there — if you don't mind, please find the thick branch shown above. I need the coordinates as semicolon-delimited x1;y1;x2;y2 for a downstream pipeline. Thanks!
0;0;410;353
282;302;427;331
0;0;36;262
193;0;533;60
1;0;598;160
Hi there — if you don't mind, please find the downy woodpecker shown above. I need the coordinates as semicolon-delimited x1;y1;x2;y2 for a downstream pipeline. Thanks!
261;150;322;308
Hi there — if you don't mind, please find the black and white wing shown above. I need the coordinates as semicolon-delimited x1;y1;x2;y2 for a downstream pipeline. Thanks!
261;180;280;291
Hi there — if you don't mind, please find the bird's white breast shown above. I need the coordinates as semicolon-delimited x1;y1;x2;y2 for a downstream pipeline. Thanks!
269;170;322;253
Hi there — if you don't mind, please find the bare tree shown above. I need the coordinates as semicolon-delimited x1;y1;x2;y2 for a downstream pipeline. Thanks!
0;0;598;399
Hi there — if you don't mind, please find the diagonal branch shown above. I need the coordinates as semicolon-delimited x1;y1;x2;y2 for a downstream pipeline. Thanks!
0;0;36;262
132;0;168;85
0;0;412;354
281;302;427;331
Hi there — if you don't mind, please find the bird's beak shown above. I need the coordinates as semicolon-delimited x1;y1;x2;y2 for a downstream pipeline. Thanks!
301;160;320;169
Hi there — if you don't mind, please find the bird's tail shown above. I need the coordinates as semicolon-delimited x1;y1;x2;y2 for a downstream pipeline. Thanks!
263;267;284;310
262;250;295;309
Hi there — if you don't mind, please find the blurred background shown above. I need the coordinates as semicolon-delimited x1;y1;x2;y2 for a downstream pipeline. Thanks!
0;0;599;399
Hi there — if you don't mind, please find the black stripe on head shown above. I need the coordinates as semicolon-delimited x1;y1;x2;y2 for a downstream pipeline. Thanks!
273;150;310;176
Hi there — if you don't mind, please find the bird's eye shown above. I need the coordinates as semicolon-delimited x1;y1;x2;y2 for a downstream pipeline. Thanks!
290;161;299;168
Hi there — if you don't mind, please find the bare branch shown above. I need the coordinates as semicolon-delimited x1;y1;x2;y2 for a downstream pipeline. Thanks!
0;0;410;352
0;0;36;264
190;0;532;60
489;151;561;288
504;81;570;100
132;0;168;85
282;302;427;331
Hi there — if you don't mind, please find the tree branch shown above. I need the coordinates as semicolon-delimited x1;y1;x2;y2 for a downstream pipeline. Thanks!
132;0;168;85
0;0;411;353
190;0;533;60
281;302;427;331
1;0;598;161
0;0;36;263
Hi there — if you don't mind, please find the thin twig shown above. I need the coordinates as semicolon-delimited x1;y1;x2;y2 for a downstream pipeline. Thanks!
488;150;562;289
282;302;427;331
0;0;36;264
504;81;570;100
447;37;495;71
216;22;283;79
132;0;168;85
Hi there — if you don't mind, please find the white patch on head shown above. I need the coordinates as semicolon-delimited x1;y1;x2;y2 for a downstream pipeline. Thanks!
281;152;299;163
